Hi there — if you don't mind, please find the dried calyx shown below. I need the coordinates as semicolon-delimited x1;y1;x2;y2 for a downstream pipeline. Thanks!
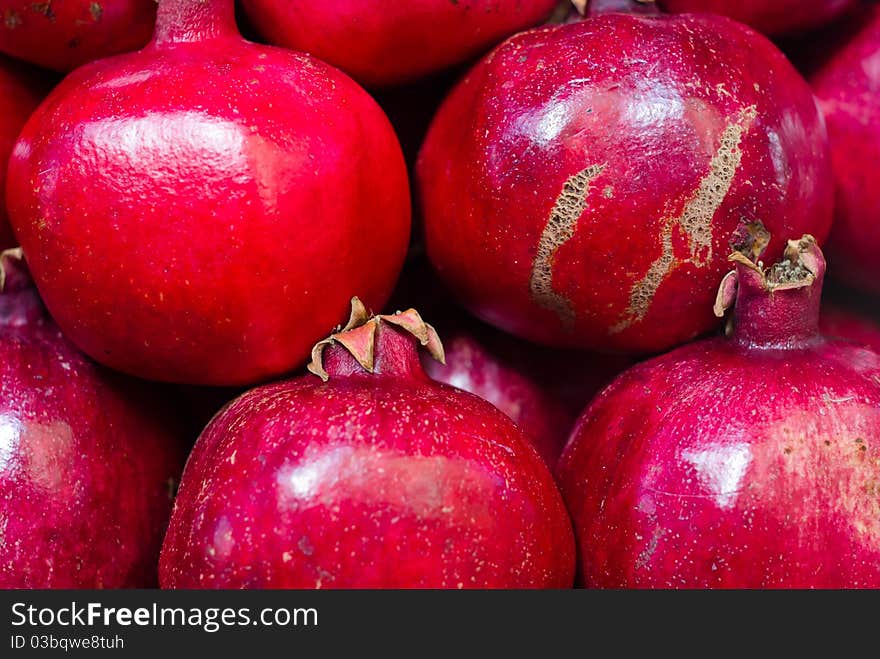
308;297;445;381
714;234;821;317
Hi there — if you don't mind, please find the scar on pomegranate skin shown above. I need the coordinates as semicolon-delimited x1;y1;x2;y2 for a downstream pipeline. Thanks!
611;105;757;334
4;10;22;29
530;163;606;328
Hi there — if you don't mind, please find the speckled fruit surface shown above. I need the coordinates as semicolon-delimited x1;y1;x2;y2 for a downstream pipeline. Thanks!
239;0;560;87
811;3;880;295
0;0;156;71
6;0;410;386
160;303;575;589
0;250;185;588
557;238;880;588
418;13;832;355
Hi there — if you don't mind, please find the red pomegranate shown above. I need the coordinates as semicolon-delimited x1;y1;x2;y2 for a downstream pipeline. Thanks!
0;0;155;71
811;3;880;296
558;236;880;588
238;0;560;87
0;54;44;250
160;300;575;589
820;304;880;353
418;13;832;355
423;314;628;467
657;0;858;37
6;0;410;386
387;257;628;467
0;249;184;588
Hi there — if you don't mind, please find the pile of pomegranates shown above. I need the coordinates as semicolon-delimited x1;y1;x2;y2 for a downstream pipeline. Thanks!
1;0;879;591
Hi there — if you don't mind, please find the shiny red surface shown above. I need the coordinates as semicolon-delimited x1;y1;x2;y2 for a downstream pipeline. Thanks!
0;254;185;588
0;55;43;250
160;322;575;589
0;0;155;71
239;0;559;87
6;0;411;385
811;4;880;295
418;14;832;355
659;0;858;37
557;247;880;588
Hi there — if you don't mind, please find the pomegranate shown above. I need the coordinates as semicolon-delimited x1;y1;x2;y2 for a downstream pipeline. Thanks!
810;3;880;296
557;236;880;588
0;249;184;588
160;299;575;589
423;313;628;467
0;0;156;71
418;13;832;355
6;0;410;386
820;304;880;352
657;0;859;37
387;257;628;466
238;0;560;87
0;55;44;250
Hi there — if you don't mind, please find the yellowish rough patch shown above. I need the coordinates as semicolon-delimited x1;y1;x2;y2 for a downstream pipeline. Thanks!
529;163;607;328
611;105;757;334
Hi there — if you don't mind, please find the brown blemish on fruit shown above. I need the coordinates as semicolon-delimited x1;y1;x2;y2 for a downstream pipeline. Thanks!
89;2;102;22
4;10;22;29
30;2;56;21
611;105;757;333
530;163;606;329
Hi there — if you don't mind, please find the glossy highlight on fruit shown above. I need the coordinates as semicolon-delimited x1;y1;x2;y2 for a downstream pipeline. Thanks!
0;54;44;250
418;13;832;354
0;250;185;588
160;299;575;589
811;3;880;295
558;237;880;588
7;0;411;386
239;0;560;87
0;0;156;71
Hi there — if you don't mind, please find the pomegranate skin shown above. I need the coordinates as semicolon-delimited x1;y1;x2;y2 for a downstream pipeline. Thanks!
423;318;628;467
239;0;559;87
6;1;410;386
811;4;880;295
0;55;43;250
0;0;155;72
0;251;185;588
160;305;575;589
558;238;880;588
658;0;858;38
419;14;832;354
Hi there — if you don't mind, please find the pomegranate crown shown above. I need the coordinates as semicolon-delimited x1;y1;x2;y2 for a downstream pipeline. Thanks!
307;297;445;382
714;233;824;317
